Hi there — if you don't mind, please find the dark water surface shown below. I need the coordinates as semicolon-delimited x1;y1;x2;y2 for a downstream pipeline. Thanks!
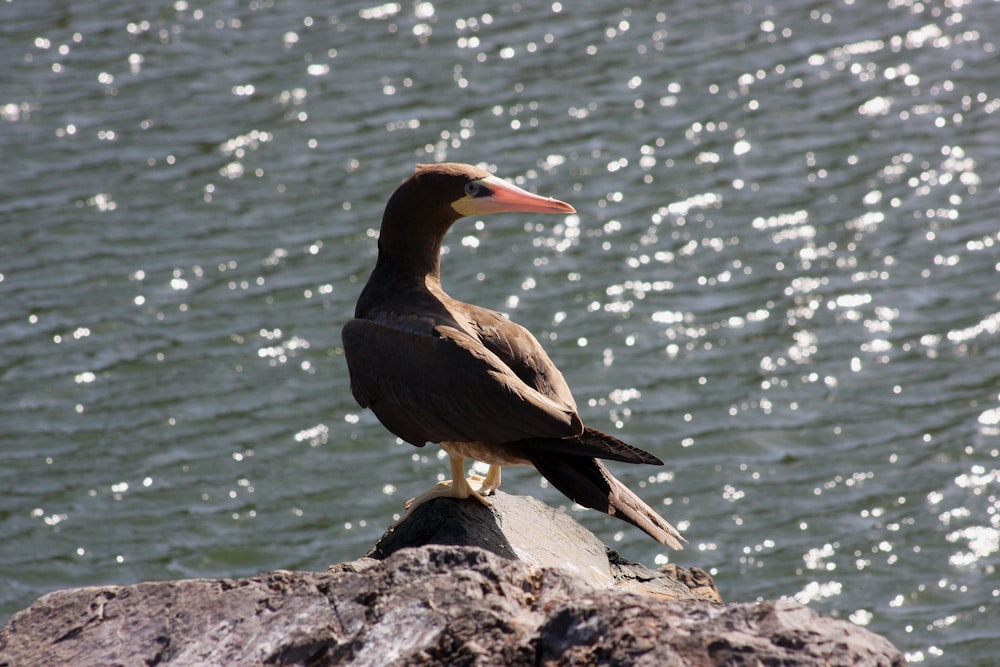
2;1;999;663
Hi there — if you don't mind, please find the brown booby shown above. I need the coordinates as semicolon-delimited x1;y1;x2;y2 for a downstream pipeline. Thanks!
342;163;685;549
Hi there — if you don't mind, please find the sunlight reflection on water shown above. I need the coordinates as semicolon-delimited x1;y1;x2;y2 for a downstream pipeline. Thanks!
2;0;999;663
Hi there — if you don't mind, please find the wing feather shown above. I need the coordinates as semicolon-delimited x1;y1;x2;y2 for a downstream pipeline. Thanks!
466;306;578;414
342;318;582;447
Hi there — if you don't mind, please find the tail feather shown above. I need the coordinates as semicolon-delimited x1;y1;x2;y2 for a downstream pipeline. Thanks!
529;453;685;550
516;427;663;465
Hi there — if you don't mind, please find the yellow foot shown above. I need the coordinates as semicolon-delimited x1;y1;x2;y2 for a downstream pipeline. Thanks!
403;476;491;513
466;475;500;496
475;466;501;496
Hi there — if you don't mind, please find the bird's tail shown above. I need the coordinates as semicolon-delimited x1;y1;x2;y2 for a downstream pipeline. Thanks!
528;453;686;550
516;427;663;465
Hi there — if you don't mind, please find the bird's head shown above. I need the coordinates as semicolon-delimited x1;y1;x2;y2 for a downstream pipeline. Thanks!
378;163;575;276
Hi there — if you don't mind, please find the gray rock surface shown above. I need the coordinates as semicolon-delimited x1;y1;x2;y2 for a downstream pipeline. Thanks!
367;491;717;601
0;493;906;667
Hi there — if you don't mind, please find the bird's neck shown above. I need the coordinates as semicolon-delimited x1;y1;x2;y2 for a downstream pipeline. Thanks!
376;200;459;281
375;239;442;282
354;247;445;318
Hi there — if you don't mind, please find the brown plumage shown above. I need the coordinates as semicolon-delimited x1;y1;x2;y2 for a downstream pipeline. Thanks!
342;163;685;549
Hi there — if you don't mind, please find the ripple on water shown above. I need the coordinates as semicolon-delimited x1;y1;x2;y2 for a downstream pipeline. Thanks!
3;1;1000;663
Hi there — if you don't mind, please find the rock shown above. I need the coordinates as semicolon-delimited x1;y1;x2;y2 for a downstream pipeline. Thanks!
367;491;715;601
0;493;906;667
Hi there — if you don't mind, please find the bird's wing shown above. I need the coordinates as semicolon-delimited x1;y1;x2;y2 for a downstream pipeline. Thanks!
342;317;583;447
464;306;578;413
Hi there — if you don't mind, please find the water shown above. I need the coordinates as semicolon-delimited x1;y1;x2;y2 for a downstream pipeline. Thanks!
2;0;998;663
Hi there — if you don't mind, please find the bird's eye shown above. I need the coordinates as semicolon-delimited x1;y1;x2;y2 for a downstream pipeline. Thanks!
464;181;483;197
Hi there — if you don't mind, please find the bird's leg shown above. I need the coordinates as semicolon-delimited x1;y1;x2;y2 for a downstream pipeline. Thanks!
404;452;490;512
468;465;501;496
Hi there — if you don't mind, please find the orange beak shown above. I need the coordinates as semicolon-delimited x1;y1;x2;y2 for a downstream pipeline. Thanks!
452;175;576;217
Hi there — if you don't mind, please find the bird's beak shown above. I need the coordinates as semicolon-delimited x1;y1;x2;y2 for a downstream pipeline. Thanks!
452;175;576;217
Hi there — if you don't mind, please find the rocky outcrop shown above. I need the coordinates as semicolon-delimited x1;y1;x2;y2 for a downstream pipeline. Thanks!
364;490;719;602
0;492;906;667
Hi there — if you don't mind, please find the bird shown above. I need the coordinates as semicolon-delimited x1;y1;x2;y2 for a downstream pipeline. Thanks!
342;163;685;549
